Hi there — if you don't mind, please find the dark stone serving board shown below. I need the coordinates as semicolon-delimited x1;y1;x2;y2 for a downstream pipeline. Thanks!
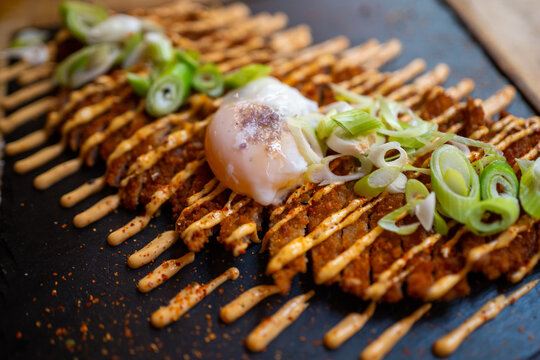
1;0;539;359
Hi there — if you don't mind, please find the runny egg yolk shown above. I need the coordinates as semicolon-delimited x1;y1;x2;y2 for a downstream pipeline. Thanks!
205;77;318;205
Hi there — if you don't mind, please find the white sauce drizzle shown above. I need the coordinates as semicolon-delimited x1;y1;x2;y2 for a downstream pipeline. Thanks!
127;230;179;269
324;302;376;349
137;252;195;293
220;284;280;324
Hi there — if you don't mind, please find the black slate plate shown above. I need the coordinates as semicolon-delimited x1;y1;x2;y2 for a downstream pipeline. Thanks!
1;1;539;359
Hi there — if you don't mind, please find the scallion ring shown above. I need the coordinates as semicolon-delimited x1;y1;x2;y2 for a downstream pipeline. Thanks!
479;161;519;200
287;117;325;165
192;63;224;98
465;197;520;235
353;166;401;198
145;62;192;117
378;200;421;235
127;73;150;96
430;144;480;223
367;142;408;168
59;1;108;42
519;158;540;218
307;155;372;185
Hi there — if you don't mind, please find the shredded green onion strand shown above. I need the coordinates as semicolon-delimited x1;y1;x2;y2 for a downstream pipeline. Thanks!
145;62;192;117
127;73;150;96
192;63;224;98
60;1;108;42
117;31;142;66
331;109;382;136
479;161;519;200
224;64;272;89
316;110;338;140
433;211;449;235
353;167;401;198
430;145;480;223
377;95;404;131
519;158;540;218
329;83;374;110
465;197;520;235
378;200;421;235
516;158;534;173
402;164;431;175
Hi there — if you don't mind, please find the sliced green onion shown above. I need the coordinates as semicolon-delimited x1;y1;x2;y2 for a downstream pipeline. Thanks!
405;179;429;203
192;63;224;98
127;73;150;96
326;128;383;157
316;110;338;139
451;134;502;155
146;62;192;117
402;164;431;175
367;142;408;168
287;117;325;165
414;132;455;157
465;197;520;235
10;28;48;48
175;49;200;70
519;158;540;218
331;109;382;136
145;32;173;64
431;145;480;223
55;43;120;88
118;31;143;66
472;152;506;174
224;64;272;89
444;168;469;197
516;158;534;173
378;200;421;235
307;155;372;185
329;83;374;110
86;14;141;44
433;211;449;235
353;167;401;198
416;192;436;230
387;172;408;194
377;95;405;131
378;121;435;139
60;1;108;43
479;161;519;200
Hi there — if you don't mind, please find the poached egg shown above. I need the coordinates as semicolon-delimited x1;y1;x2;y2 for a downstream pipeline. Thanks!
205;77;318;205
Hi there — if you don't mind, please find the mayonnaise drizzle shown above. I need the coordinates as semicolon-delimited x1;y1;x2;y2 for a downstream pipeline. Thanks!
220;284;280;324
324;302;376;349
108;159;205;245
433;279;539;357
73;194;120;228
60;176;106;208
245;290;314;352
127;230;179;269
0;96;55;134
137;252;195;293
360;303;431;360
1;78;55;110
151;267;239;328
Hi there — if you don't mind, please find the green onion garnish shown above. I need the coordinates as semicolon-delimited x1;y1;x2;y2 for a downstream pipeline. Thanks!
329;83;374;110
55;43;120;88
145;62;192;117
287;117;325;165
430;145;480;223
145;32;174;64
378;200;421;235
224;64;272;89
59;1;108;43
192;63;224;98
316;109;338;140
331;109;382;136
405;179;429;204
117;31;143;66
519;158;540;218
479;161;519;200
353;167;401;198
465;197;520;235
175;49;200;70
127;73;150;96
